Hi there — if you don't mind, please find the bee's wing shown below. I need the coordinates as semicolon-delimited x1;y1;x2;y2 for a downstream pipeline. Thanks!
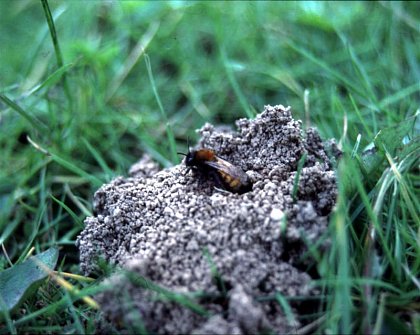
204;157;249;182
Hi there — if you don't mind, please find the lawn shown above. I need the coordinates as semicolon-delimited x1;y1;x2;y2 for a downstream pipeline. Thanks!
0;1;419;334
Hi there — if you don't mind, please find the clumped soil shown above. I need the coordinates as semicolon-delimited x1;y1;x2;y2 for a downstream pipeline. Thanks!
77;104;339;334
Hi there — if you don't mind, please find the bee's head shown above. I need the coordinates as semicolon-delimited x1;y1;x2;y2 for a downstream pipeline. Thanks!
177;137;196;167
178;150;196;166
185;150;196;166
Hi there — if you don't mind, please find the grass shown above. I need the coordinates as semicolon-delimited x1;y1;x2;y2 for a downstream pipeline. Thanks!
0;1;419;334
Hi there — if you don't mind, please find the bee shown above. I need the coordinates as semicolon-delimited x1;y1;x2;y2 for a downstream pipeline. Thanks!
178;146;253;194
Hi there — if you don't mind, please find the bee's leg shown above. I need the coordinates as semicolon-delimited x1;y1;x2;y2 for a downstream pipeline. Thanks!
182;167;194;176
209;171;229;193
214;186;231;194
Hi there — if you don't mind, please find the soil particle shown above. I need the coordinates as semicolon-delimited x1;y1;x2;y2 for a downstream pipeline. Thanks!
76;104;338;334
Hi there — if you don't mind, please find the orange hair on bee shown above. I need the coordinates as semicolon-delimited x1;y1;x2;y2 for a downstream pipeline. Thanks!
194;149;216;162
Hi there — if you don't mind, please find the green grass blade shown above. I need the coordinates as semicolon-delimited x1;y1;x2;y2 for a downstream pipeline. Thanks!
50;194;83;228
292;153;307;202
106;21;159;101
220;46;254;118
24;63;75;97
82;137;113;178
144;53;178;164
51;153;104;187
41;0;64;67
40;0;73;111
332;188;352;333
275;292;297;327
27;136;104;187
286;41;366;99
0;94;48;133
16;205;46;264
349;93;374;139
64;291;84;334
379;83;420;109
341;34;378;104
0;295;17;335
0;216;21;246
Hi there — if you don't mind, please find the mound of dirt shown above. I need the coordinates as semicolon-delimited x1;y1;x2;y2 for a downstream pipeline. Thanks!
76;105;339;334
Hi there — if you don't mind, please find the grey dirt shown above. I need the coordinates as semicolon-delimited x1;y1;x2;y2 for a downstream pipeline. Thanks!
76;104;339;334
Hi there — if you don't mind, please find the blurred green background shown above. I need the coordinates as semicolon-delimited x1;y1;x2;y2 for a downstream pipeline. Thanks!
0;1;419;334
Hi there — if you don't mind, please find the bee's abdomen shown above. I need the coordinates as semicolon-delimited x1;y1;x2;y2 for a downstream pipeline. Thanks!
218;170;250;193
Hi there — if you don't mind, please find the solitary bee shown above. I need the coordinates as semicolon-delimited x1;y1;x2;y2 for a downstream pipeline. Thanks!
178;147;253;194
